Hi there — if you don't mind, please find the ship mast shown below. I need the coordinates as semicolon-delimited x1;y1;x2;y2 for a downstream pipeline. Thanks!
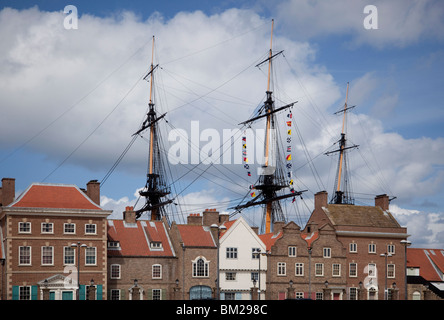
134;36;172;221
232;20;304;233
325;82;358;204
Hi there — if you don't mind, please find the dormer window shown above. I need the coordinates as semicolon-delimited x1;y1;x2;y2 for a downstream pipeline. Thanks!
150;242;162;250
108;241;120;249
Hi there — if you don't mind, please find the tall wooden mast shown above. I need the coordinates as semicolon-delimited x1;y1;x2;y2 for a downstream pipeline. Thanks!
325;82;358;205
134;36;172;221
232;20;304;233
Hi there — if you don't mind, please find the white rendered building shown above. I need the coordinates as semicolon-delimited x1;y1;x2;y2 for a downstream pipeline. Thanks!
219;217;267;300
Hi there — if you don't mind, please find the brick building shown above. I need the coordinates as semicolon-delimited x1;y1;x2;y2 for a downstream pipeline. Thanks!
107;206;177;300
168;209;220;299
406;248;444;300
305;191;409;300
264;220;347;300
0;178;111;300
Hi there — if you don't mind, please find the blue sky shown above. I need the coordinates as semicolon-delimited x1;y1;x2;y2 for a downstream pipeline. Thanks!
0;0;443;247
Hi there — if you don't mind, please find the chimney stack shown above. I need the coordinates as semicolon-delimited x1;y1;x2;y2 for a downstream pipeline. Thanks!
273;221;285;235
86;180;100;206
1;178;15;206
375;194;389;211
123;206;136;224
187;213;202;225
203;208;219;227
314;191;328;211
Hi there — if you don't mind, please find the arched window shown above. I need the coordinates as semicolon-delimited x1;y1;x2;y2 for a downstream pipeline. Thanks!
192;257;209;278
412;291;421;300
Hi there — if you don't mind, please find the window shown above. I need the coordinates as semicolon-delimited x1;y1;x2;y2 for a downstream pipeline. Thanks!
19;246;31;265
64;247;75;265
226;247;238;259
315;263;324;276
349;288;358;300
369;243;376;253
41;246;53;265
349;243;357;253
387;264;395;278
252;248;260;259
332;264;341;277
110;264;121;279
323;247;331;258
251;272;258;282
150;242;162;250
277;262;286;276
349;263;357;277
110;289;121;300
19;286;31;300
152;264;162;279
193;257;209;277
388;244;395;255
41;222;53;233
315;292;324;300
295;292;304;299
108;241;120;249
19;222;31;233
152;289;161;300
64;223;76;234
85;247;96;265
295;263;304;276
288;246;297;257
226;272;236;281
85;224;96;234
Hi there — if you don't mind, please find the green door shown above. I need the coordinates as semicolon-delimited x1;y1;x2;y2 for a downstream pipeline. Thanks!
49;291;55;300
62;291;73;300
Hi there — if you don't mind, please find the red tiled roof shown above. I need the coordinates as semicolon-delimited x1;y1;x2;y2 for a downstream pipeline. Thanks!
259;231;282;251
407;248;444;282
177;225;216;247
219;219;236;238
10;183;101;210
107;220;174;257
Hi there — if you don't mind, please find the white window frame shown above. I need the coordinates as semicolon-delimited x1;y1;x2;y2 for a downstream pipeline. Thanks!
323;247;331;258
64;223;76;234
349;263;357;277
349;242;357;253
192;256;209;278
85;247;96;265
288;246;297;257
387;264;395;278
19;246;31;265
152;264;162;279
18;222;31;234
332;263;341;277
41;246;54;266
295;263;304;276
369;243;376;254
226;247;238;259
64;246;75;265
110;264;121;279
315;263;324;276
85;224;97;235
388;244;395;255
41;222;53;234
277;262;286;276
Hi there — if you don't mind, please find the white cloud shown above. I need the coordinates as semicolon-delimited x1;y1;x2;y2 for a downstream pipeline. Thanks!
390;204;444;248
273;0;444;48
